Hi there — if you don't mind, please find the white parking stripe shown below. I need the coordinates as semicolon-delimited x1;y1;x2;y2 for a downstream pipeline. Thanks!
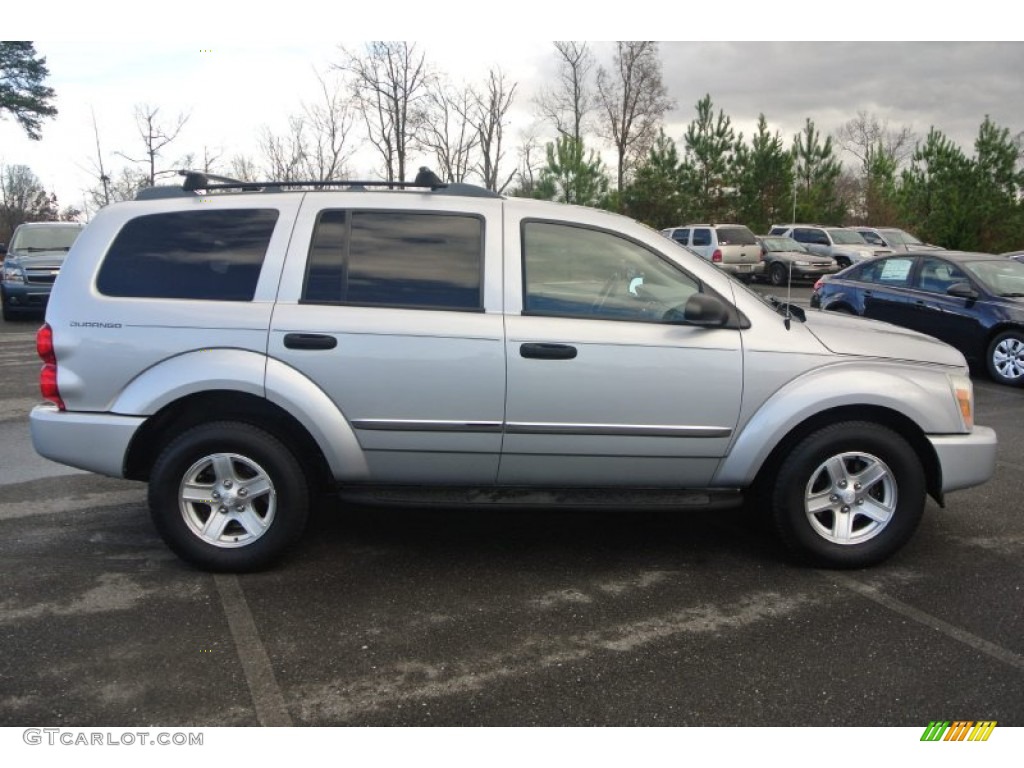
826;572;1024;670
214;574;293;726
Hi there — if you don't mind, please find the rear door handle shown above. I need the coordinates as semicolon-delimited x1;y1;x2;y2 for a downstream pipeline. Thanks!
520;343;578;360
284;333;337;350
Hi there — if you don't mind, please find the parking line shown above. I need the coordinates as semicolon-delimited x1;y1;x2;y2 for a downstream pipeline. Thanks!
826;572;1024;671
214;574;294;726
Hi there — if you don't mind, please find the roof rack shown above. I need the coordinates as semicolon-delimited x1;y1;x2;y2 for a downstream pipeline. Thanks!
134;167;501;200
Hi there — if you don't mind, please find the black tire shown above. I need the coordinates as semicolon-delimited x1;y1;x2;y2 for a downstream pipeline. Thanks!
769;262;788;287
986;330;1024;387
771;422;925;568
835;256;851;269
148;421;310;571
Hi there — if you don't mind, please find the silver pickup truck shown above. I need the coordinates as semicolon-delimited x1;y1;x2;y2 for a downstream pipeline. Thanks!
30;171;997;572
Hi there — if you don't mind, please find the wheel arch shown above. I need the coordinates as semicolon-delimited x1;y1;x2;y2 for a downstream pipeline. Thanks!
748;405;943;507
124;391;335;492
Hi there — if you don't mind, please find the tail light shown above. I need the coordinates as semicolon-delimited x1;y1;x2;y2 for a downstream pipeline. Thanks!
759;247;766;261
37;323;64;410
813;279;824;292
712;249;722;263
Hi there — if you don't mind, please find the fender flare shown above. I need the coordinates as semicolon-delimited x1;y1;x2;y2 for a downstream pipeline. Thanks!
715;362;960;487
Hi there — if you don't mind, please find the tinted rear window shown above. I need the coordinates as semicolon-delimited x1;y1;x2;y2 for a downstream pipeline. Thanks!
716;226;756;246
97;209;278;300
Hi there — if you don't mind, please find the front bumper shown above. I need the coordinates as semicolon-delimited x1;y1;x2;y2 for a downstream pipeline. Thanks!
30;405;145;478
1;282;52;311
928;425;998;493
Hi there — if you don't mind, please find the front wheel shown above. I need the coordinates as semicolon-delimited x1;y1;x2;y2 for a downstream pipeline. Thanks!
771;422;925;568
148;421;310;571
769;262;789;286
986;330;1024;386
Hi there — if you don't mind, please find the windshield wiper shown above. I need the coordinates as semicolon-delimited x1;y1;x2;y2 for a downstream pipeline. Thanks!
766;295;807;324
998;292;1024;297
24;246;71;252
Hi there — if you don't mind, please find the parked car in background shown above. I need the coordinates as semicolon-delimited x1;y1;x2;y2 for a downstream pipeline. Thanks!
851;226;941;252
811;251;1024;386
1;222;85;321
661;224;764;280
768;224;892;268
756;235;838;286
1002;251;1024;264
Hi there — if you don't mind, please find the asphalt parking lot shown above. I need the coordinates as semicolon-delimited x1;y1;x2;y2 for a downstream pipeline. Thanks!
1;292;1022;728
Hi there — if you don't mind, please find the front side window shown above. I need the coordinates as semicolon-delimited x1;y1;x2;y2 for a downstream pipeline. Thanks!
915;257;968;294
522;221;700;322
303;211;483;310
97;209;278;300
671;229;689;243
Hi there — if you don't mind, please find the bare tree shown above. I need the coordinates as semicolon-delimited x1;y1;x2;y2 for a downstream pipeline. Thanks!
836;110;915;171
89;107;111;207
535;41;596;144
115;104;191;185
337;41;432;183
301;70;356;180
227;154;261;182
472;68;518;192
422;78;479;183
596;41;673;193
258;117;308;182
509;127;545;197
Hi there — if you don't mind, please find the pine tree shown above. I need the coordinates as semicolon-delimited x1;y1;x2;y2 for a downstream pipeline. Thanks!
0;42;58;140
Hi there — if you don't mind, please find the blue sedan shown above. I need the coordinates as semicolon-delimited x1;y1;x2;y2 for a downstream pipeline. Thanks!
811;251;1024;386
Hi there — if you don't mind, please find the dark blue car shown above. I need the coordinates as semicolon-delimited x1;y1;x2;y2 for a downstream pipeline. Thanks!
811;251;1024;386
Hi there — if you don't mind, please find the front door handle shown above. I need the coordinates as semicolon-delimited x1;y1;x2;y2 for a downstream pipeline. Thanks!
284;333;337;350
520;343;578;360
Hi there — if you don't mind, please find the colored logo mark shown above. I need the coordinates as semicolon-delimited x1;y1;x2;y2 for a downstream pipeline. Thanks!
920;720;997;741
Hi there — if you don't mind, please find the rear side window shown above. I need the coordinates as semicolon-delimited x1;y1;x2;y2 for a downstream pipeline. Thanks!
303;210;483;310
97;209;278;300
692;228;712;246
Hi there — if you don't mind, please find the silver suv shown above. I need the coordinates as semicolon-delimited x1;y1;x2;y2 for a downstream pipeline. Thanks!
660;224;764;280
768;224;892;268
30;171;997;572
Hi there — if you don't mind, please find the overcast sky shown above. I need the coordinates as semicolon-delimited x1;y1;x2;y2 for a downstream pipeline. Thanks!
3;7;1021;213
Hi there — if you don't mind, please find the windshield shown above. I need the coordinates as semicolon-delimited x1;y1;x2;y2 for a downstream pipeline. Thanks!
962;258;1024;296
10;225;83;252
828;229;869;245
880;228;923;246
761;236;807;253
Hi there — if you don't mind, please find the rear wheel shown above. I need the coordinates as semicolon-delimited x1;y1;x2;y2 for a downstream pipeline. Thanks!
835;256;851;269
986;330;1024;386
771;422;925;568
148;421;310;571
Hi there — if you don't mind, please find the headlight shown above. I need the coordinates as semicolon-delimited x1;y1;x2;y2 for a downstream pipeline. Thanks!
2;265;25;284
794;260;811;266
948;373;974;431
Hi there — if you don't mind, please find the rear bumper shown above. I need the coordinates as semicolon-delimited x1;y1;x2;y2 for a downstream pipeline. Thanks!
30;405;144;478
928;425;998;493
720;262;765;276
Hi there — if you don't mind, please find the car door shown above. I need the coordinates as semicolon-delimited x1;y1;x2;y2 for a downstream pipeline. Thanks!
270;195;506;484
856;255;917;324
690;227;713;260
500;214;744;487
906;256;984;354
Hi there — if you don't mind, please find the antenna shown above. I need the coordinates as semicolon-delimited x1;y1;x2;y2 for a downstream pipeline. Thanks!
784;259;793;330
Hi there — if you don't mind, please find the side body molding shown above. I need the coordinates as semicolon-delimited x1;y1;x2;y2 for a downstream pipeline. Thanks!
714;362;963;487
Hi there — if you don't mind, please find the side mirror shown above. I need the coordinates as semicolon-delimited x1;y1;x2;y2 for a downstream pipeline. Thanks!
947;282;978;299
665;293;730;327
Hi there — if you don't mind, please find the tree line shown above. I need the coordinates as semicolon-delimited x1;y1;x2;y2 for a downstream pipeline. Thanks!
3;41;1023;254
